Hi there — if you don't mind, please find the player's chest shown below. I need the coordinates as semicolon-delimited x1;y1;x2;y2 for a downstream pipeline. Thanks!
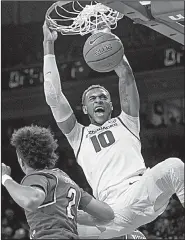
82;120;132;154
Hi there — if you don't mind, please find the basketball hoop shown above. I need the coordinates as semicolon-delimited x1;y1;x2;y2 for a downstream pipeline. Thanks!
45;1;123;36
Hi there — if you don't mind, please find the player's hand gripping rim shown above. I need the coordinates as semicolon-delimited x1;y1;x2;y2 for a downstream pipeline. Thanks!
43;20;58;43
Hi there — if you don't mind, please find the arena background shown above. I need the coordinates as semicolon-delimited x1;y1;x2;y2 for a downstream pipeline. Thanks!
1;1;185;239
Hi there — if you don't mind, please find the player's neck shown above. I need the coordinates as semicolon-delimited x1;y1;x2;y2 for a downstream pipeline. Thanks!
91;121;103;126
25;167;38;175
90;117;111;126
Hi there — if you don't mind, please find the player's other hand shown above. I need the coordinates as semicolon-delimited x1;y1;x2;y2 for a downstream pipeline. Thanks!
2;163;11;176
43;21;58;42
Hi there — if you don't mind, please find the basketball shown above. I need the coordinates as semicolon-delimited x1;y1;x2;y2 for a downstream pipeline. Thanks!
83;32;124;72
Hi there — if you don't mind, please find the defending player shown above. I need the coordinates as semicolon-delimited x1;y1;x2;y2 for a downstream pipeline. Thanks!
1;125;115;239
42;21;184;236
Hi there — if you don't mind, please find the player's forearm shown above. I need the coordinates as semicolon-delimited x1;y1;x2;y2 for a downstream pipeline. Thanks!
43;40;55;56
118;72;140;116
43;54;74;124
84;198;114;221
4;179;41;211
44;53;62;96
78;210;111;226
115;55;140;116
78;210;97;226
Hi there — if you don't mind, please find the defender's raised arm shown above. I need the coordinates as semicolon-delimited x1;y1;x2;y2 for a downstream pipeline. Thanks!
2;163;46;212
114;55;140;117
43;21;77;134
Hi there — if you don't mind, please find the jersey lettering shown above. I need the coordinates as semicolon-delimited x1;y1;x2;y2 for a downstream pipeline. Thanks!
90;130;115;153
66;188;77;219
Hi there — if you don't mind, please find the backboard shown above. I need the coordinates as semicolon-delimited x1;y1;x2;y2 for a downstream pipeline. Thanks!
97;1;184;45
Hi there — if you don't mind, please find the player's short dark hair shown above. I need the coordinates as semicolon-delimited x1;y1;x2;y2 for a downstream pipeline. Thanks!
11;125;58;170
81;85;110;105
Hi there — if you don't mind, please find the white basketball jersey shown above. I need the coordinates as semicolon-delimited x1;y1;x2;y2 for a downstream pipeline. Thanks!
65;111;146;199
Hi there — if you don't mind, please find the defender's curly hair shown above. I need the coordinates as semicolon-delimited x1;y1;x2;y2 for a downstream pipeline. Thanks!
11;125;59;170
81;85;110;105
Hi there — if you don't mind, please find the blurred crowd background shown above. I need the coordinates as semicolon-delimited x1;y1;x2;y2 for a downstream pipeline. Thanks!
1;1;184;239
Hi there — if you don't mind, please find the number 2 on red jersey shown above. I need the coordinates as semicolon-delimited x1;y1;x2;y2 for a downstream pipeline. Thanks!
66;188;78;219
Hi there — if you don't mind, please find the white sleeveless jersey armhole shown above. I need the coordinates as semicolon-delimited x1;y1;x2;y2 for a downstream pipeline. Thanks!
118;110;140;139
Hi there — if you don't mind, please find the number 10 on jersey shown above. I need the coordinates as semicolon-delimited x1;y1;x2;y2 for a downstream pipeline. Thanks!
90;130;115;153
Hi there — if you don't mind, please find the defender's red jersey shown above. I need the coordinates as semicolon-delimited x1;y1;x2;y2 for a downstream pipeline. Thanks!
21;168;92;239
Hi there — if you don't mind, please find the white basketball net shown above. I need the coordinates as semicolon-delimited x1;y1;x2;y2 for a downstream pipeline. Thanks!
46;1;124;35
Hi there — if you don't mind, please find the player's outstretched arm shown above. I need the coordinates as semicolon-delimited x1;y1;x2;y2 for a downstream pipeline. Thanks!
78;190;114;226
114;55;140;117
43;21;77;134
2;163;45;212
82;197;114;221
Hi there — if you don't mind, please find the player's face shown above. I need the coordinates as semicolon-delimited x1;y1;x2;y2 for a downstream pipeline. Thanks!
83;88;113;125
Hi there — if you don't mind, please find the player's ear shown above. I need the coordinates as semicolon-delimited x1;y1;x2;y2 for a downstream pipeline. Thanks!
82;105;88;114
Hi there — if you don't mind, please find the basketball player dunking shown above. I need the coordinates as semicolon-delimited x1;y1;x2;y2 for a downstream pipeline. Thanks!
43;21;184;237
